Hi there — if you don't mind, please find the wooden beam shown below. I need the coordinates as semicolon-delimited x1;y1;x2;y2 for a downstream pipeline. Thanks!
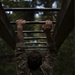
24;42;47;44
10;21;56;24
4;8;60;11
18;46;48;48
24;37;46;40
15;30;53;33
53;0;74;50
0;2;16;49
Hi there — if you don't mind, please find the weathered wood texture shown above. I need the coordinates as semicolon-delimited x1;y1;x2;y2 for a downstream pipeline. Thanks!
0;2;16;49
53;0;74;50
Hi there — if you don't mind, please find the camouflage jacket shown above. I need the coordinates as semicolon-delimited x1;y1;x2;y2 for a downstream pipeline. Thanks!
15;42;56;75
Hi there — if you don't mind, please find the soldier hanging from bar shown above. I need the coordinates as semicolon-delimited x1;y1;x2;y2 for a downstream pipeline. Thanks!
15;19;57;75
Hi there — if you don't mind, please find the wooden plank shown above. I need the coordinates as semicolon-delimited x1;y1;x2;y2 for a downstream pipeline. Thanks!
4;8;60;11
18;46;48;48
53;0;74;50
0;2;16;49
15;30;53;33
10;21;56;24
24;42;47;44
24;37;46;40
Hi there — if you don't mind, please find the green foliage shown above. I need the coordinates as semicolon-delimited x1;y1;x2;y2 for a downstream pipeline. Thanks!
0;62;16;75
0;39;14;54
0;38;16;75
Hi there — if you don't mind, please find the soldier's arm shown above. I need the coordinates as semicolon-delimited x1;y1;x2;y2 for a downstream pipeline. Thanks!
16;19;25;42
15;19;27;75
42;20;57;73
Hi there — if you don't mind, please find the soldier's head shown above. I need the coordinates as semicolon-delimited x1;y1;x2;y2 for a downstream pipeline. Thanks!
27;51;42;70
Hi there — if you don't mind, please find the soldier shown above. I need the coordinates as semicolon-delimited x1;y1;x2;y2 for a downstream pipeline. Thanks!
15;19;56;75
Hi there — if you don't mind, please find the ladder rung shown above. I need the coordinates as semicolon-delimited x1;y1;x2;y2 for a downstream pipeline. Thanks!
4;8;60;11
15;30;41;33
18;46;48;48
24;37;46;40
25;49;47;51
10;21;56;24
24;42;47;44
15;30;53;33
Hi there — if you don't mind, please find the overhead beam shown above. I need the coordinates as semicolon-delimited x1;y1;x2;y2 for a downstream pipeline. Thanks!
18;46;48;48
0;2;16;49
24;42;47;44
53;0;74;50
24;37;46;40
15;30;53;33
10;21;56;24
4;8;61;11
25;49;47;51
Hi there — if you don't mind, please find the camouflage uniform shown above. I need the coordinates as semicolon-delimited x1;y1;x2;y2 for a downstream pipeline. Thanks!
15;41;56;75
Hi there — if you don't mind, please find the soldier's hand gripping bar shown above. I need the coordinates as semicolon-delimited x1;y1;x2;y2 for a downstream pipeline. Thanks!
10;21;56;24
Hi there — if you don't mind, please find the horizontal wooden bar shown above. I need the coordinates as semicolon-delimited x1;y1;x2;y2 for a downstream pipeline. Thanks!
18;46;48;48
15;30;53;33
24;42;47;44
10;21;56;24
25;49;47;51
4;8;61;11
24;37;46;40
